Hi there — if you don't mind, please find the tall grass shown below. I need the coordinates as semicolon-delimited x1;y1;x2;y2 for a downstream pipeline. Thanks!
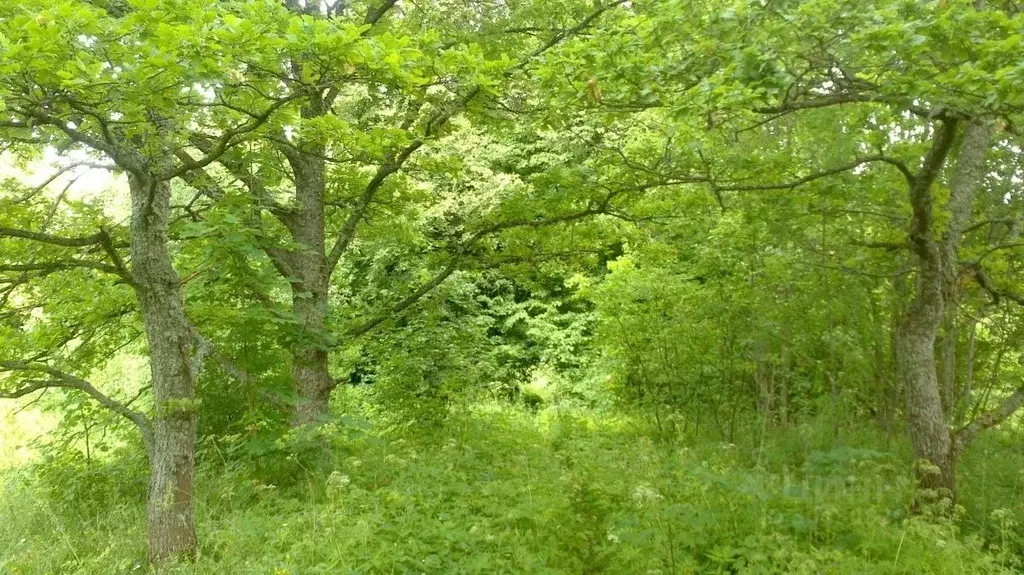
1;404;1021;574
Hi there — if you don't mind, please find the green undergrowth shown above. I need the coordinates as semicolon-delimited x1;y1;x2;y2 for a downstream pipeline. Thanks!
2;406;1022;574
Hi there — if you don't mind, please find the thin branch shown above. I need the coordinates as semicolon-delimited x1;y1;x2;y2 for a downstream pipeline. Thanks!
364;0;399;25
98;228;134;285
0;361;153;456
969;262;1024;307
181;141;292;218
754;93;880;114
0;260;123;277
807;207;905;222
956;385;1024;448
975;242;1024;264
173;150;229;201
876;156;916;187
850;240;908;251
0;226;106;247
324;0;627;279
162;94;301;181
345;194;619;337
7;162;113;205
753;92;937;119
8;108;139;173
326;139;425;276
189;327;287;409
514;0;628;71
799;260;913;279
712;155;907;192
39;176;80;232
964;217;1018;235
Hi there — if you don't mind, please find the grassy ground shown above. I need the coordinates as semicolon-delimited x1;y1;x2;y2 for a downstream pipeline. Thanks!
1;404;1022;574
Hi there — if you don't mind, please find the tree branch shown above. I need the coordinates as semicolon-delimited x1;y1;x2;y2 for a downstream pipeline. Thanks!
0;226;105;247
969;262;1024;307
906;119;960;257
964;217;1019;235
345;195;617;337
975;242;1024;264
711;155;909;192
0;361;153;456
162;94;300;181
173;150;229;201
956;384;1024;448
0;260;123;277
189;327;288;409
98;228;135;285
364;0;399;25
850;240;908;251
8;108;132;169
753;92;937;119
324;0;627;279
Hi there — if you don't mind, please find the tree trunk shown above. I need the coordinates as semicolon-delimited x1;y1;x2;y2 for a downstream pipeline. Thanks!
895;118;990;503
895;295;957;498
285;238;334;426
129;175;198;562
938;310;957;420
290;322;333;425
280;137;335;426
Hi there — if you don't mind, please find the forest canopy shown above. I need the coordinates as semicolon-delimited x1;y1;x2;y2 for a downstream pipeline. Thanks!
1;0;1023;572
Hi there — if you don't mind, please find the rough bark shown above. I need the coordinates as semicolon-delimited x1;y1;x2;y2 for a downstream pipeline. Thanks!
281;167;335;426
895;282;956;496
129;174;198;562
896;119;990;501
182;130;336;425
279;96;335;426
287;258;333;427
938;311;957;420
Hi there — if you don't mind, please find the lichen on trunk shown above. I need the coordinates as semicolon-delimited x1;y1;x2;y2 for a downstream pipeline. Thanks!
129;174;198;562
895;119;992;503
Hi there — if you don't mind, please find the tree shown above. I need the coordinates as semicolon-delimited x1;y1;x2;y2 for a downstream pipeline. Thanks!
0;0;296;561
0;0;638;560
172;0;633;425
714;0;1024;502
560;0;1024;499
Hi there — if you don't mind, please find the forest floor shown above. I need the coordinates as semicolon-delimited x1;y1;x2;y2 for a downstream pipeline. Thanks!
1;403;1022;574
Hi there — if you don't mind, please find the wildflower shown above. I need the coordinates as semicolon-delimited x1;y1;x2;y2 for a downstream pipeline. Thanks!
327;471;351;491
632;483;664;506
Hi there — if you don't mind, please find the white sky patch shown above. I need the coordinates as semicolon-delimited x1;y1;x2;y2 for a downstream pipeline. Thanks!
39;148;123;201
186;83;217;102
811;80;835;96
2;148;130;220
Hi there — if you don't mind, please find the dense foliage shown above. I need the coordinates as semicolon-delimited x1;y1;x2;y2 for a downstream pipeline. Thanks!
1;0;1023;572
